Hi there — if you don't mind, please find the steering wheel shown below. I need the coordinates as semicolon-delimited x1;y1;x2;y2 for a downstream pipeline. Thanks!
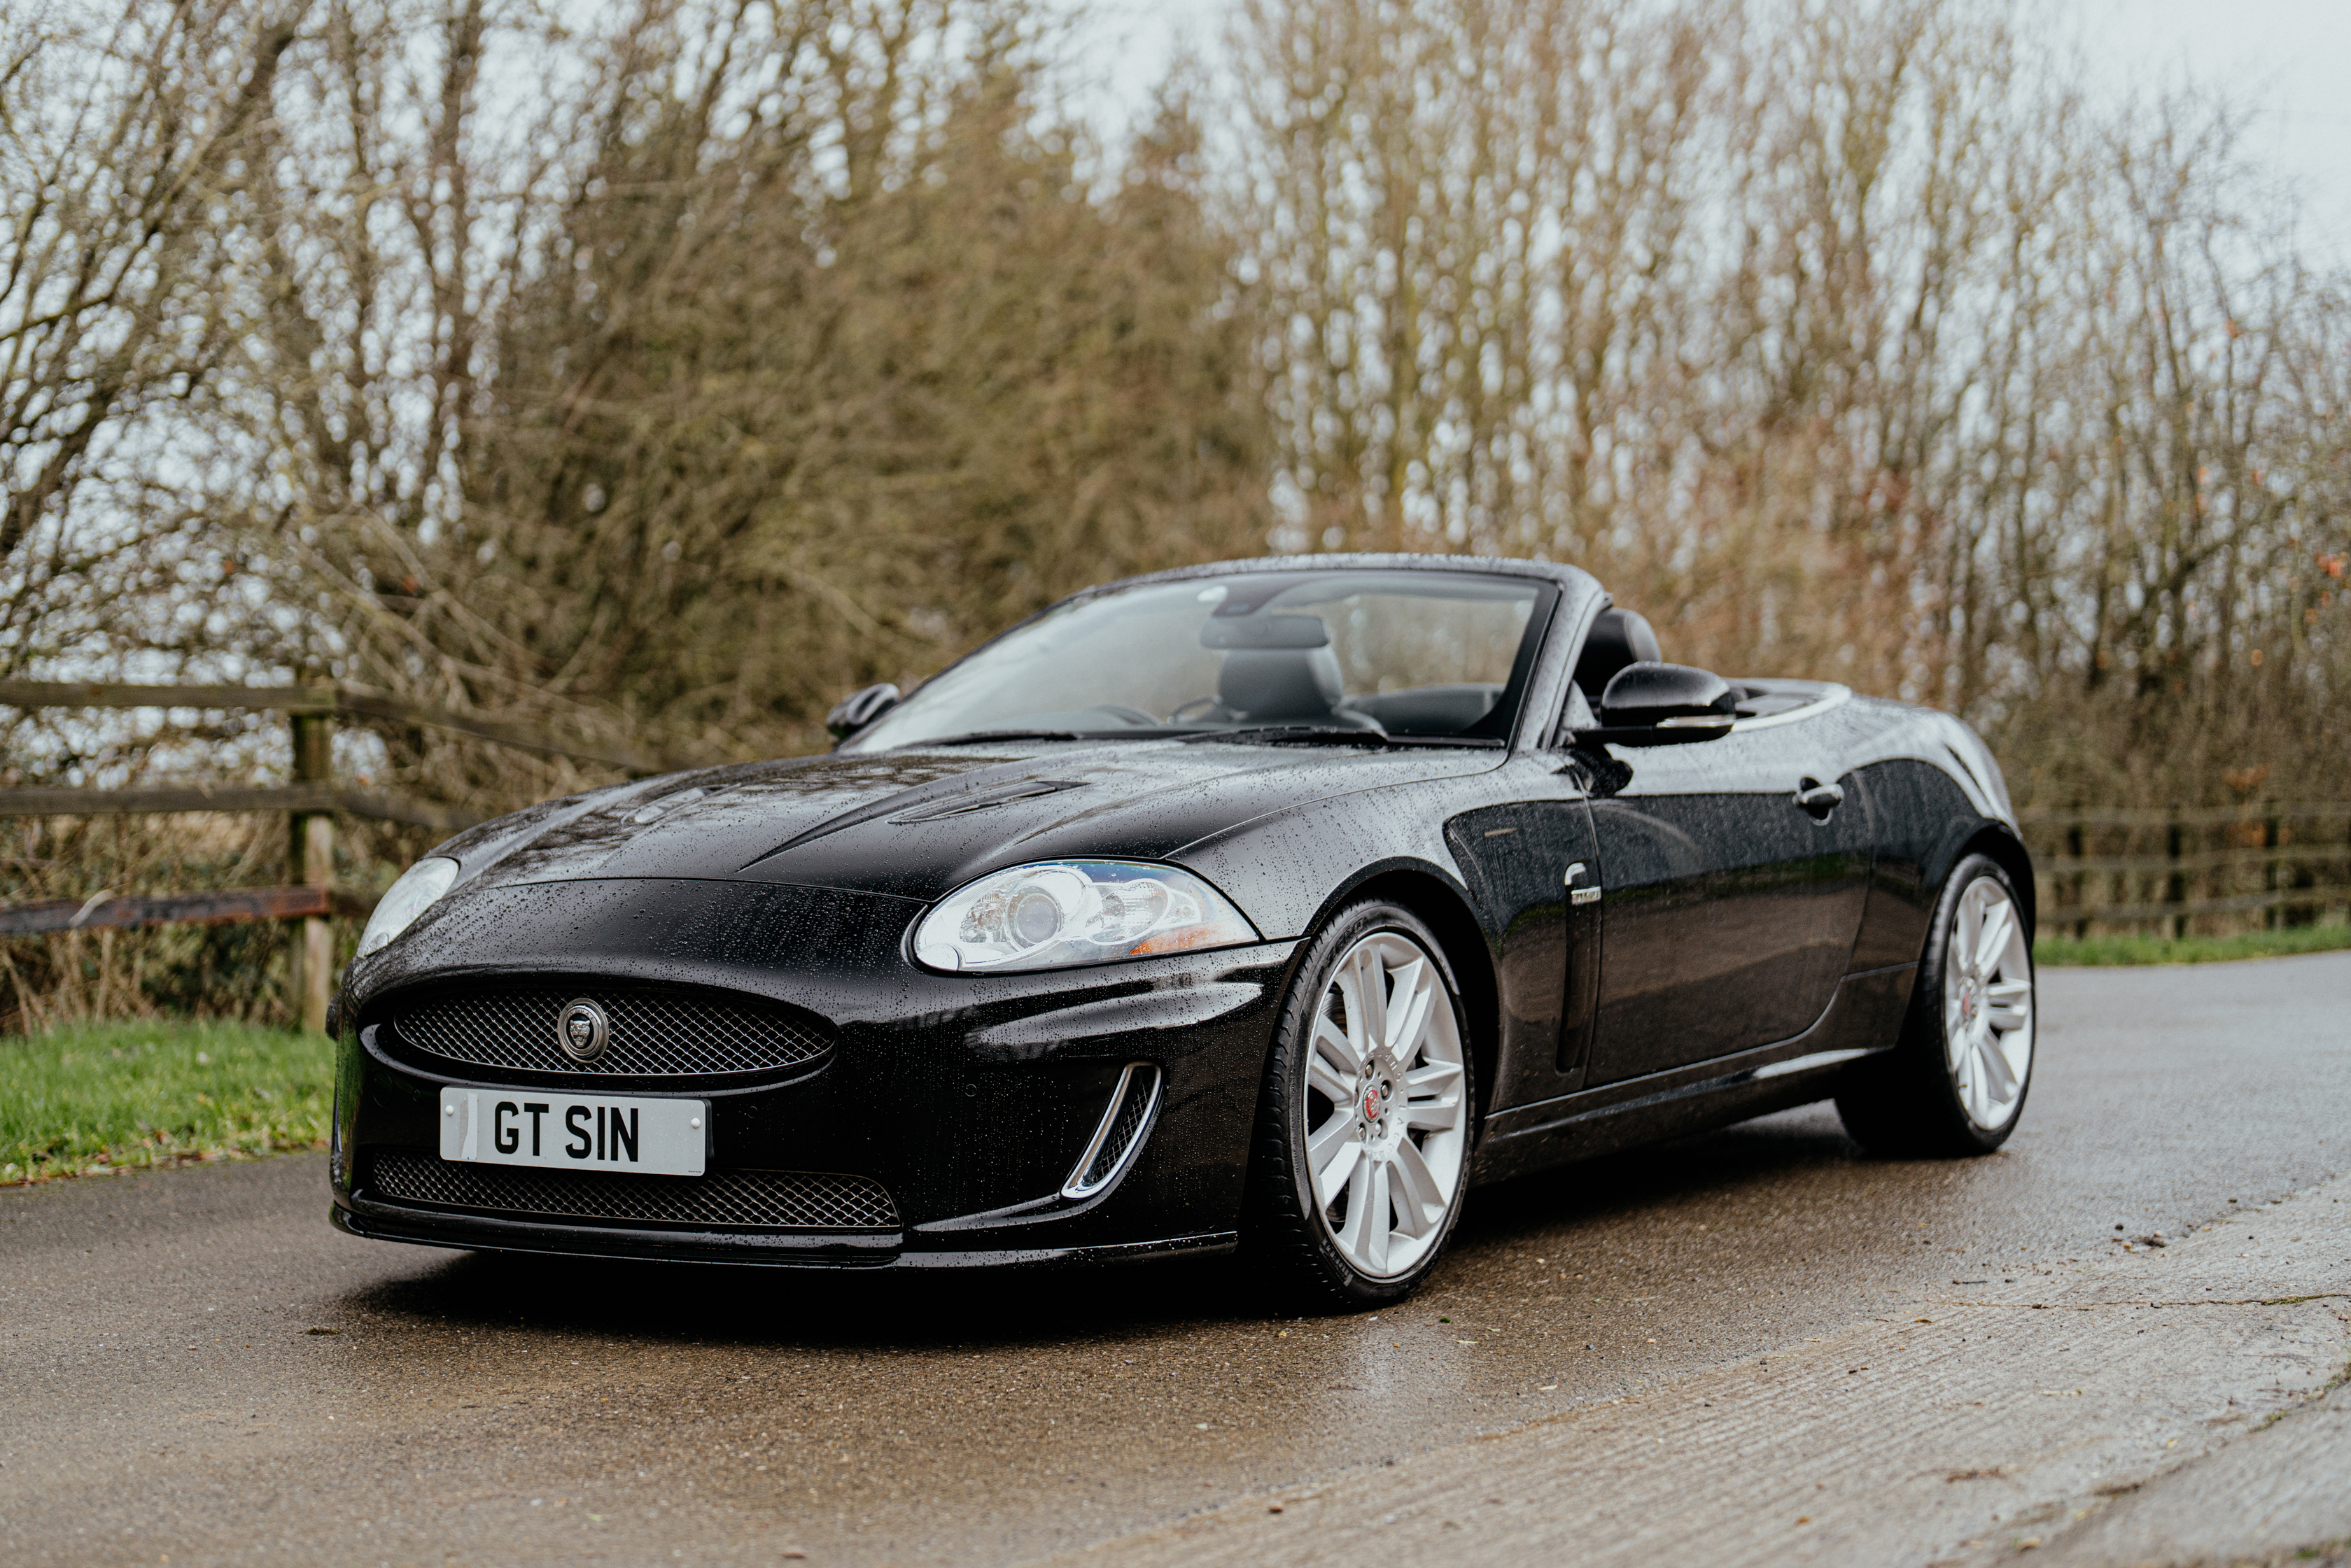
1169;696;1221;722
1093;704;1162;727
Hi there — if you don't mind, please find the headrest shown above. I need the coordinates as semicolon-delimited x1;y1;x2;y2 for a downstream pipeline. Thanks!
1217;647;1347;721
1200;614;1329;650
1573;607;1662;696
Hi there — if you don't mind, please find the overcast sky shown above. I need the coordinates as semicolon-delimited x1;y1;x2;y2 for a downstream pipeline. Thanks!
1059;0;2351;250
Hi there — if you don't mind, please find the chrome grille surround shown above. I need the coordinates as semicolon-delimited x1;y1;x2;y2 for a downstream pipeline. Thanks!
395;988;830;1078
367;1150;900;1231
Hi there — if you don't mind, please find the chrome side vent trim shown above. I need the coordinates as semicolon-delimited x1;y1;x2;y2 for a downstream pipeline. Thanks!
1062;1063;1162;1200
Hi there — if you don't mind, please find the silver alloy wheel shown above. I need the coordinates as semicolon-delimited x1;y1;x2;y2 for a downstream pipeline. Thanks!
1944;875;2035;1130
1302;930;1469;1279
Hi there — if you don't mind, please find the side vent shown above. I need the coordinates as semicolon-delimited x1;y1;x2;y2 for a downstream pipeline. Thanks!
1062;1063;1163;1200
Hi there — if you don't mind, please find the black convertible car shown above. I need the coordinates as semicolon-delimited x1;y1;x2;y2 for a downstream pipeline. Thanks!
330;555;2035;1305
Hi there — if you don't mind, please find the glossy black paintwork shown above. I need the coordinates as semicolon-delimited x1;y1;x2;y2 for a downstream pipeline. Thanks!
1574;721;1875;1082
332;553;2031;1271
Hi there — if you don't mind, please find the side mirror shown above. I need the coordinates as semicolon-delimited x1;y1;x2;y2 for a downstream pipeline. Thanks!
826;683;901;741
1589;662;1735;745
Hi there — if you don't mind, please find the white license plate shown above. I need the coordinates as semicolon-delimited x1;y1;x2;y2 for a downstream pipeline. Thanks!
439;1088;706;1177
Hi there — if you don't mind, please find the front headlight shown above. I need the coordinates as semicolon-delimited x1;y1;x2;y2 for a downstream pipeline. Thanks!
356;856;460;958
913;860;1257;973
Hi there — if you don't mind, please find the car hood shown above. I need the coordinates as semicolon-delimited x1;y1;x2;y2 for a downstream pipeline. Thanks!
433;740;1501;907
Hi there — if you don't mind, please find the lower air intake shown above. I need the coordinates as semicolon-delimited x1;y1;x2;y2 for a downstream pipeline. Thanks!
1062;1064;1162;1199
367;1150;900;1231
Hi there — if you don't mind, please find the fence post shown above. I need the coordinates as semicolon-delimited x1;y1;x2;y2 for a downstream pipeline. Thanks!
2264;800;2282;931
288;711;335;1033
2166;809;2184;939
2065;805;2086;938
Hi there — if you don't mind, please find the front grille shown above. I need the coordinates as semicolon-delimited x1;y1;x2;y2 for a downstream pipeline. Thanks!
367;1150;899;1231
396;989;830;1078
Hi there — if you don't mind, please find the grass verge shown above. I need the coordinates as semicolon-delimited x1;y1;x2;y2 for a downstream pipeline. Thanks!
2034;923;2351;967
0;1019;332;1186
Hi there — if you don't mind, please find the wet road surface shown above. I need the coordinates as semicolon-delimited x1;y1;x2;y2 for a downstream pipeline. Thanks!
3;950;2347;1566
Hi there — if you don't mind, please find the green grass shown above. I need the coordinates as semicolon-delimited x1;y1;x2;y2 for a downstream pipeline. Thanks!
0;1019;332;1186
2035;923;2351;967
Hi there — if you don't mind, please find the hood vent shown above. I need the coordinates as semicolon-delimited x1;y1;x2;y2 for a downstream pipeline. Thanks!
890;779;1086;825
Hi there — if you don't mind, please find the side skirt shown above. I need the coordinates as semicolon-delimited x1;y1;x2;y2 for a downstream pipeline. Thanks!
1471;963;1915;1183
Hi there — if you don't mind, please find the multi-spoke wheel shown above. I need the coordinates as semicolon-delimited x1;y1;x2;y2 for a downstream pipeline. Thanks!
1244;901;1473;1307
1837;852;2036;1157
1944;875;2034;1130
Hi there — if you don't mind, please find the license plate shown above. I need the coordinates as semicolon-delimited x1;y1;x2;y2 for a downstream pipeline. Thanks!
438;1088;706;1177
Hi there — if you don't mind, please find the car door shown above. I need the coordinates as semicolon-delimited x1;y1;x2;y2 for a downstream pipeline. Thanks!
1444;757;1604;1113
1577;714;1874;1085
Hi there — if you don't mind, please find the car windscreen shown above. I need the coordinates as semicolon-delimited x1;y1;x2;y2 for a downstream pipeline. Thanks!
841;570;1555;750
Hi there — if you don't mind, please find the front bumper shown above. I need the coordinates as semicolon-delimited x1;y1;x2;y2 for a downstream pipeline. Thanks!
332;877;1297;1269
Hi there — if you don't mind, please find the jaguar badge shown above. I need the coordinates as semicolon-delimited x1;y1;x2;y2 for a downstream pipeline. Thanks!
557;998;610;1063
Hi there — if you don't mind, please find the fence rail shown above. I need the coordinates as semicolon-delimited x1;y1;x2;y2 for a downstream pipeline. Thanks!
1;679;669;1029
0;886;381;935
0;784;485;831
2022;802;2351;936
0;680;667;774
2019;803;2351;828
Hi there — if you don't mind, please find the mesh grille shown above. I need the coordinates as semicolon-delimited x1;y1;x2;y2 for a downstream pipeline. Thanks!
367;1150;899;1231
1076;1066;1160;1192
397;989;829;1078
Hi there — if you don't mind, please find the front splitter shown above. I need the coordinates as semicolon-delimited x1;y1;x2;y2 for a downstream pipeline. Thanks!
332;1199;1236;1272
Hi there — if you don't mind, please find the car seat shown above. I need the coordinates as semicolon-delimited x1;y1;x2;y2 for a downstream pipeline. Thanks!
1573;607;1662;699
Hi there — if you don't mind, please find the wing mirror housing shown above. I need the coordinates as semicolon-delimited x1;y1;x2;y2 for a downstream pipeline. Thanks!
1587;662;1736;746
826;683;901;742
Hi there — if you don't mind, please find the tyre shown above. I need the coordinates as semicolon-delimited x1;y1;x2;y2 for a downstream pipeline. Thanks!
1242;900;1475;1309
1837;852;2036;1157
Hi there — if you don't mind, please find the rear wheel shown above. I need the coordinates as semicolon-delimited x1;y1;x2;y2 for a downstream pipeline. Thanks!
1837;853;2035;1157
1242;901;1473;1309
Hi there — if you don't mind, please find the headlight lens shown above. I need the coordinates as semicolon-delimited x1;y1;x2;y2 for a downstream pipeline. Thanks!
913;860;1256;973
356;856;460;957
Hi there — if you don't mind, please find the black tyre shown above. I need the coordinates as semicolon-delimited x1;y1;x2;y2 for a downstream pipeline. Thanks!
1240;900;1475;1310
1837;852;2036;1157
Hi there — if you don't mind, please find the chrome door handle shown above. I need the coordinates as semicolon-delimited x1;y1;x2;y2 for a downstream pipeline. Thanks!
1794;777;1844;821
1565;862;1601;905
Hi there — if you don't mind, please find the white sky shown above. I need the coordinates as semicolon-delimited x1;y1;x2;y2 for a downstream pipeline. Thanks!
1058;0;2351;254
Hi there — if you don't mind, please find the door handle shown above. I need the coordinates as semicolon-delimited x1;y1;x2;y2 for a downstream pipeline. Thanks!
1793;777;1844;821
1565;862;1601;905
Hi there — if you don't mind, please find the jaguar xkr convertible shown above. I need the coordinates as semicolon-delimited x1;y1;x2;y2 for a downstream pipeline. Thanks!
330;555;2035;1305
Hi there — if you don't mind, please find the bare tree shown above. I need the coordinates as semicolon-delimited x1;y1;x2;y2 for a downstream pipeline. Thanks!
0;0;309;677
1228;0;2351;805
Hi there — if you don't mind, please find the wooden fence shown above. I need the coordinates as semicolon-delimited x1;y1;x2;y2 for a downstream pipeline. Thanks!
0;681;672;1031
2020;803;2351;938
6;682;2341;1027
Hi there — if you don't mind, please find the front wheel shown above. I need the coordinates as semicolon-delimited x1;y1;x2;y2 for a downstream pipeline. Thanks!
1241;901;1474;1310
1837;853;2036;1157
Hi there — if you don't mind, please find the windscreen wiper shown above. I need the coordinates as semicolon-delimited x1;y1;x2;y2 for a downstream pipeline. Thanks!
1184;726;1499;748
915;729;1160;746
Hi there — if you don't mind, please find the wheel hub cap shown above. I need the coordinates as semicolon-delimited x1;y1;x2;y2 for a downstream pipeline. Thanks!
1944;876;2034;1133
1301;931;1470;1280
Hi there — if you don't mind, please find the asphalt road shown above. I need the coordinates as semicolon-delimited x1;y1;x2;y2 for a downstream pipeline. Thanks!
3;950;2348;1568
